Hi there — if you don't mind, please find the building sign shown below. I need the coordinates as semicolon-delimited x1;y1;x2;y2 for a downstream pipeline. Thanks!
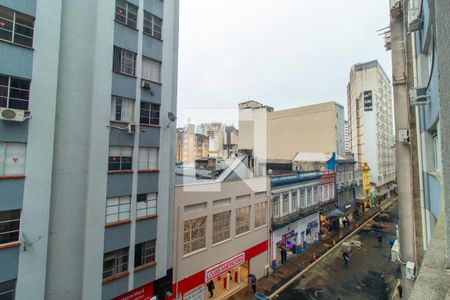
363;90;373;111
184;285;205;300
205;252;245;281
112;283;153;300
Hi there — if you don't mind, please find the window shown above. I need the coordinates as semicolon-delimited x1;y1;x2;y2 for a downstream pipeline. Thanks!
143;11;162;39
0;75;31;110
313;186;318;205
236;206;250;235
103;247;129;279
0;210;20;245
135;240;156;267
0;6;34;47
140;102;160;126
299;189;305;208
108;146;132;171
136;193;157;217
282;193;289;215
212;211;230;244
183;216;206;255
142;57;161;83
433;133;440;171
138;147;158;170
272;196;279;218
291;191;298;211
110;97;134;122
0;142;26;176
115;0;137;28
113;47;136;76
0;279;16;299
254;202;267;228
105;196;131;224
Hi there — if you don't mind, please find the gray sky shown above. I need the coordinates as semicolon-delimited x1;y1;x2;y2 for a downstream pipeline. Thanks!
177;0;392;127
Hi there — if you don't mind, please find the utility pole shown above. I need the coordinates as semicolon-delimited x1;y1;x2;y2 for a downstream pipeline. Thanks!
388;0;417;298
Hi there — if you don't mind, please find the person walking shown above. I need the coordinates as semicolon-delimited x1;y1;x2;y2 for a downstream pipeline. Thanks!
248;274;257;294
342;252;349;266
377;233;383;247
207;280;215;298
280;247;287;264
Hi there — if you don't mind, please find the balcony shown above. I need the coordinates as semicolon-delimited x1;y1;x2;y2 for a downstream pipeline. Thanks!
272;204;319;230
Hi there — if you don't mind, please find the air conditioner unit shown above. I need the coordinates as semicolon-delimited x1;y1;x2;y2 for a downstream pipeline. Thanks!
141;80;151;89
127;123;136;134
408;8;422;32
0;108;25;122
409;87;430;106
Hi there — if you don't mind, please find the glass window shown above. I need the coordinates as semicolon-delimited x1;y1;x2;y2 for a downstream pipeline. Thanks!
291;190;298;211
110;97;134;122
0;75;30;110
0;142;27;175
113;47;136;76
0;6;34;47
282;193;289;216
299;189;305;208
142;57;161;83
115;0;137;28
108;146;132;171
140;102;160;125
236;206;250;235
212;211;230;244
103;247;129;279
254;202;267;228
183;216;206;255
134;240;156;267
136;193;157;217
0;210;20;245
0;279;16;299
105;196;130;224
143;11;162;39
272;196;279;218
138;147;158;170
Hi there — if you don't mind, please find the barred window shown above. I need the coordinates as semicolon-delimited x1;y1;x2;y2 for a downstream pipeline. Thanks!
115;0;137;28
183;216;206;255
212;211;230;244
254;202;267;228
135;240;156;267
140;102;160;125
105;196;131;224
0;75;30;110
236;206;250;235
143;11;162;39
0;6;34;47
108;146;132;171
113;47;136;76
0;210;20;245
103;247;129;279
136;193;157;217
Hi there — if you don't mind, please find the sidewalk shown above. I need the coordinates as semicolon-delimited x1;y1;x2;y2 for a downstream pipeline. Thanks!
229;197;397;300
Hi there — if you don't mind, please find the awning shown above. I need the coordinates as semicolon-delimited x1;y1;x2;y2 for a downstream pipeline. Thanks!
322;207;345;218
356;194;369;203
376;189;390;196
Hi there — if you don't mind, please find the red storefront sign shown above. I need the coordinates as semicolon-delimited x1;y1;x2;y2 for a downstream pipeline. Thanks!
205;252;245;282
112;282;153;300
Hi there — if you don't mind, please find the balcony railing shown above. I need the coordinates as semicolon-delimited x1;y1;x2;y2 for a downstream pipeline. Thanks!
272;204;320;229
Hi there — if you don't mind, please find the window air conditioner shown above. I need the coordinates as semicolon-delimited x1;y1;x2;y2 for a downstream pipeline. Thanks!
128;123;136;134
141;80;151;89
0;108;25;122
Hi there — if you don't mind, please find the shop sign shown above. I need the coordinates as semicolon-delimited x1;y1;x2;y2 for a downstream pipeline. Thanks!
112;282;153;300
363;90;373;111
184;285;205;300
205;252;245;281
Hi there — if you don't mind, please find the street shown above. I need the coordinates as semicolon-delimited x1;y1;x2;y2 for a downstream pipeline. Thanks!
274;201;400;300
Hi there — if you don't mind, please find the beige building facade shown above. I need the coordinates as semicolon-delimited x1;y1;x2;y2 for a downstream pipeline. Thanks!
173;177;270;300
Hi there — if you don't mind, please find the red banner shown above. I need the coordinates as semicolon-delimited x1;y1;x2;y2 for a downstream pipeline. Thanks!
112;282;153;300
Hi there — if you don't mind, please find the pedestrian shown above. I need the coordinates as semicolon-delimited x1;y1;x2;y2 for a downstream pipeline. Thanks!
377;233;383;246
248;274;257;294
398;284;403;298
207;280;215;298
280;247;287;264
343;252;349;266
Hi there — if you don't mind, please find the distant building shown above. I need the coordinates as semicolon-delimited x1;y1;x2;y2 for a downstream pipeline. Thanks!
238;101;345;164
176;124;210;163
224;126;239;158
347;60;396;200
344;120;351;154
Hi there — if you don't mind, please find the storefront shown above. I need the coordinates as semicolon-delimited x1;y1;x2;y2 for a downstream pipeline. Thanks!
112;282;154;300
271;212;320;269
320;207;343;237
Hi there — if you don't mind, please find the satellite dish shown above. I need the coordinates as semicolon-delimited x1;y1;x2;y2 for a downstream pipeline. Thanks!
168;112;177;122
167;112;177;127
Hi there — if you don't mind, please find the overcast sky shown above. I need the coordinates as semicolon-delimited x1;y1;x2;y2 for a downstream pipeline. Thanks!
177;0;392;127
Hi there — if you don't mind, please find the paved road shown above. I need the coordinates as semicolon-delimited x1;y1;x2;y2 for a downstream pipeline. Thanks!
274;202;400;300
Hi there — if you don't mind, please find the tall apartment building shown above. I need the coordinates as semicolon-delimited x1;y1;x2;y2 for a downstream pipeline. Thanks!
238;101;345;161
224;125;239;158
344;120;351;154
0;1;179;299
347;60;396;198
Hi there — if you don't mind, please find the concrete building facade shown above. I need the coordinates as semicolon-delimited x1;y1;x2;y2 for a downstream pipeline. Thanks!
0;0;179;299
347;60;396;198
